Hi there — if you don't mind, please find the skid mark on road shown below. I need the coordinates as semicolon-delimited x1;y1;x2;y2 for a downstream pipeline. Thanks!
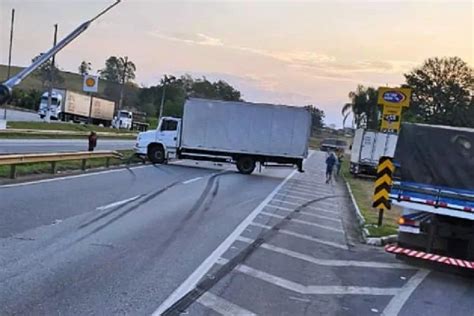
158;194;345;315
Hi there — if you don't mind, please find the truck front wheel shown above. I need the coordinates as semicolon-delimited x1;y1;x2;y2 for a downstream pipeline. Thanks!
148;145;165;164
236;156;256;174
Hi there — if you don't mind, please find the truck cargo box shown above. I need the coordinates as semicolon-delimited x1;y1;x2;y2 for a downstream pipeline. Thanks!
181;98;311;159
91;97;115;121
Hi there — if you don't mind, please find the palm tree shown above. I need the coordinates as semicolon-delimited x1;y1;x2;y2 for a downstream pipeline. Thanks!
342;85;380;129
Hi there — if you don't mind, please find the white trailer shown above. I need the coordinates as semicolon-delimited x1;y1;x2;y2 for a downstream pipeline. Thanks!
135;98;311;174
350;128;398;175
38;89;115;126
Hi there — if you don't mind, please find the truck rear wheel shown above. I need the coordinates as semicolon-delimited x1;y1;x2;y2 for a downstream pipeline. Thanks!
148;145;165;164
236;156;256;174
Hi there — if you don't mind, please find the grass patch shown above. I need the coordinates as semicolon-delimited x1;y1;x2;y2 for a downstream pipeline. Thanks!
0;150;141;179
342;157;400;237
7;121;135;134
0;132;136;139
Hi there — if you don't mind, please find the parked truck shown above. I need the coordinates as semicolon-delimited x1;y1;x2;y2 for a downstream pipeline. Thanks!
112;110;149;131
38;89;115;126
350;129;398;175
135;98;311;174
385;123;474;270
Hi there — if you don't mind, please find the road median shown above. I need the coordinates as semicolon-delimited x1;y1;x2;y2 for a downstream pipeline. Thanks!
341;159;400;239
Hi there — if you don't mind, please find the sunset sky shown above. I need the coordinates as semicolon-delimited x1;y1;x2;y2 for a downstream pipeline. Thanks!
1;0;472;126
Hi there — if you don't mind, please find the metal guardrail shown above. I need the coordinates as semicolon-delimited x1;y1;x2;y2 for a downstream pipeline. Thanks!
0;150;123;179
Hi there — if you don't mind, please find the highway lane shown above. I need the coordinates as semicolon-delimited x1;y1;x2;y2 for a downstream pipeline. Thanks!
0;138;136;154
1;154;473;315
2;109;42;122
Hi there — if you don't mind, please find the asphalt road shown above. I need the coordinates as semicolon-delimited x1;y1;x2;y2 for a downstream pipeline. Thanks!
2;109;42;122
0;153;473;315
0;138;136;154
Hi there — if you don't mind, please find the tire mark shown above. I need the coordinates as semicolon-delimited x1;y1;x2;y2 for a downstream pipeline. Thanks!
73;181;181;243
161;195;343;316
150;172;231;257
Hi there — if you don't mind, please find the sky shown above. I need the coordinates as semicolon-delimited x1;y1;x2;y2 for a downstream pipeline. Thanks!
0;0;472;127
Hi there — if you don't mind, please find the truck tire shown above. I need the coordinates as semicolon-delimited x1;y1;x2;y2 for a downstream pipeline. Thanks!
236;156;256;174
148;145;165;164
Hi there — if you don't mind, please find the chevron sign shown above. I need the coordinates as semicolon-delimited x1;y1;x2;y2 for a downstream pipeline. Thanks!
372;157;395;211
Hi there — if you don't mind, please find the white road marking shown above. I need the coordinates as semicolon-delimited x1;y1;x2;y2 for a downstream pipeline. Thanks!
250;222;348;250
287;181;330;190
270;199;339;215
265;205;342;224
259;211;344;233
96;195;142;211
278;189;319;199
182;176;203;184
152;169;300;315
218;258;400;296
281;186;319;195
197;292;257;316
276;194;336;206
0;165;150;188
382;269;430;316
236;236;411;269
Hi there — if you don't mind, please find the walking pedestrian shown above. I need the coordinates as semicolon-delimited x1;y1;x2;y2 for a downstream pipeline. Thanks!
88;131;97;151
325;151;336;184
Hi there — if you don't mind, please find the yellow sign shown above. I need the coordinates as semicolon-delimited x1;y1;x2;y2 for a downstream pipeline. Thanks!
83;75;99;93
377;87;411;108
372;157;395;211
380;103;403;133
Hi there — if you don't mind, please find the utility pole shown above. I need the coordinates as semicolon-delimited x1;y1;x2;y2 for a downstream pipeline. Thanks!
118;56;128;111
3;8;15;120
45;24;58;123
158;75;167;119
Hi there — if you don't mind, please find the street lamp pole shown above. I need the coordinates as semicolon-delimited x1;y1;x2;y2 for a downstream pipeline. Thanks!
45;24;58;123
4;8;15;120
158;75;167;120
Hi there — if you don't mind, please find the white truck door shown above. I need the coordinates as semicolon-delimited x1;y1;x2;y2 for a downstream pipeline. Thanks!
157;118;180;151
360;131;376;164
350;129;364;163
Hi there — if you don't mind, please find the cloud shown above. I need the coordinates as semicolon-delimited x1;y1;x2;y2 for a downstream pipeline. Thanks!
149;31;223;47
149;30;418;83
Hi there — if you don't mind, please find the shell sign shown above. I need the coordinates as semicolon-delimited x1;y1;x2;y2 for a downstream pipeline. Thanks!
83;75;99;93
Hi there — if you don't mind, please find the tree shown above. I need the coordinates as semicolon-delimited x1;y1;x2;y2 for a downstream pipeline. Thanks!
78;61;92;75
100;56;137;107
31;54;64;89
99;56;136;84
137;74;243;118
307;105;325;135
404;57;473;127
342;85;380;129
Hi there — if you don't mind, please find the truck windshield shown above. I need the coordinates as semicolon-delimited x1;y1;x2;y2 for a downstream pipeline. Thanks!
119;112;131;118
40;96;59;105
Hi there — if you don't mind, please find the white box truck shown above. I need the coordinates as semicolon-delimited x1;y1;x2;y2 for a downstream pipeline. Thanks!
135;98;311;174
350;129;398;175
38;89;115;126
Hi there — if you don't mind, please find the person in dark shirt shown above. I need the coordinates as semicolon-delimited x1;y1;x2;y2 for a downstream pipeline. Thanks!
326;152;336;184
88;131;97;151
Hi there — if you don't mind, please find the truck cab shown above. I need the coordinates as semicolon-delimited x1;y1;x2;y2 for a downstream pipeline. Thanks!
38;91;63;119
135;116;181;163
113;110;133;129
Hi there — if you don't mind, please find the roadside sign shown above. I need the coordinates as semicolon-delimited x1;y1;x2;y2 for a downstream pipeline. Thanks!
380;103;403;133
83;75;99;93
378;87;411;134
373;156;395;226
377;87;411;108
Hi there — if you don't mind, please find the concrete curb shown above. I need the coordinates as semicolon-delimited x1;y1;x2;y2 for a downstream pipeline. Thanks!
343;178;397;246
